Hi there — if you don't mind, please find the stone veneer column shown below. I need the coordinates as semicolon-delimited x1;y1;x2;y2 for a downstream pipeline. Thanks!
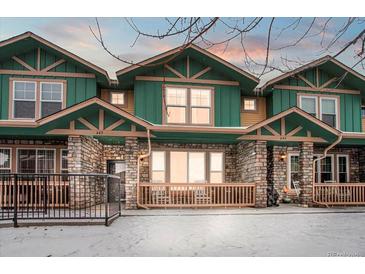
298;142;313;206
237;140;267;208
124;137;139;209
67;136;104;208
359;147;365;182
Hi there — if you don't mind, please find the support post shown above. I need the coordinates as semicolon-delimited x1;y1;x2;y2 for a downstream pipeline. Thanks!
298;142;314;206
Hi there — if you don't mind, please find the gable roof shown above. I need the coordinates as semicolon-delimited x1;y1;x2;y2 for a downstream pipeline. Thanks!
116;44;259;91
0;31;111;84
261;55;365;92
242;106;341;137
37;97;153;129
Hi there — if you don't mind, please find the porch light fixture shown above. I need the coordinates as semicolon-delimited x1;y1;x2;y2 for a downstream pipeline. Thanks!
279;152;287;162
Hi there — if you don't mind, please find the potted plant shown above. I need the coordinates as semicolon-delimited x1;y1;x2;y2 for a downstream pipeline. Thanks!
282;186;292;203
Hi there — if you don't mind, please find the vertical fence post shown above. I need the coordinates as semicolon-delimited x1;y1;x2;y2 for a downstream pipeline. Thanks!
13;174;18;228
105;176;109;226
118;177;122;216
43;176;48;215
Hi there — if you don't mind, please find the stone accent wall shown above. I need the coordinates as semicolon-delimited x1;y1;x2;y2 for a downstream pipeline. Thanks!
67;136;104;209
298;142;314;206
237;141;267;208
124;137;139;209
359;147;365;182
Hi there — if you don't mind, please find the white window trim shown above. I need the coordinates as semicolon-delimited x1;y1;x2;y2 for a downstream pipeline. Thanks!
299;95;319;118
12;80;37;120
151;151;166;183
110;91;126;106
314;154;335;183
319;97;339;129
0;147;12;172
16;148;56;173
40;82;64;118
287;153;299;189
336;154;350;183
242;98;258;112
60;149;68;173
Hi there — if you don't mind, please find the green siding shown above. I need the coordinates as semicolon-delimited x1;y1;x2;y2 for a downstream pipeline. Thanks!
134;80;240;127
269;89;362;132
0;48;97;119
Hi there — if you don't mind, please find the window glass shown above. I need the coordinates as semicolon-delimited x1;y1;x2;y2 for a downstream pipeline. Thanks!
191;89;210;107
17;149;55;173
300;97;317;116
13;81;36;119
166;87;187;106
289;155;299;188
210;152;223;183
188;152;205;183
320;156;333;182
111;92;125;105
243;98;257;111
338;156;348;183
37;150;55;173
40;83;63;118
321;98;337;127
191;108;210;124
61;150;68;173
152;151;165;183
167;106;186;123
170;152;188;183
17;149;36;173
0;148;11;173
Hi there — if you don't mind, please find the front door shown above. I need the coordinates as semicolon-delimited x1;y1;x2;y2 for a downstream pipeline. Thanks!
107;160;126;201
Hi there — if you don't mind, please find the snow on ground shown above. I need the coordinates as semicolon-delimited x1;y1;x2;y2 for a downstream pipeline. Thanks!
1;209;365;256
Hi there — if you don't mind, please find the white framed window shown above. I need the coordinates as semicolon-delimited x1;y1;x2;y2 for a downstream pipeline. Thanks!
299;95;318;117
0;148;11;173
210;152;223;183
40;82;63;118
13;81;36;119
313;154;335;183
337;155;349;183
298;94;339;129
61;149;68;174
287;153;299;189
242;98;257;111
111;91;126;106
320;97;338;128
17;149;55;174
164;86;213;125
151;151;166;183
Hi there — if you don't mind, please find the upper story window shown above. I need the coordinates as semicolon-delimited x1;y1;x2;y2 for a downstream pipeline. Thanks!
11;79;65;120
111;91;126;106
299;94;339;129
164;86;213;126
13;81;36;119
242;98;257;111
40;83;63;118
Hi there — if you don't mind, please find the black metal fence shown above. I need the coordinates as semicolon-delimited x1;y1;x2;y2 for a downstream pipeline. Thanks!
0;173;122;227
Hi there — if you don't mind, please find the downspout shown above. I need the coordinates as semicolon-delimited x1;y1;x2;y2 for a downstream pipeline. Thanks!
311;133;343;207
136;129;151;209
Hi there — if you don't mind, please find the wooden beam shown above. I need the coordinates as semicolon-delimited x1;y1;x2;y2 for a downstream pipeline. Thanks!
69;120;75;130
307;130;312;137
190;67;212;79
280;117;285;136
131;125;137;132
12;56;36;71
263;125;280;136
287;126;303;137
46;129;151;138
99;109;104;130
135;76;239;86
0;69;95;79
164;64;186;79
37;48;41;71
298;74;316;88
238;134;327;143
273;85;360;95
78;117;98;130
319;77;337;89
41;59;66;72
257;128;261;136
105;119;125;131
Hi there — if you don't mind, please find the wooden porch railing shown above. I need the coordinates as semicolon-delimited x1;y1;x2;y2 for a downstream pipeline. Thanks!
138;183;256;208
0;180;70;208
314;183;365;205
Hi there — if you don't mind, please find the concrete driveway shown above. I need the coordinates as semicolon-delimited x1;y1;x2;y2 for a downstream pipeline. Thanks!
1;206;365;256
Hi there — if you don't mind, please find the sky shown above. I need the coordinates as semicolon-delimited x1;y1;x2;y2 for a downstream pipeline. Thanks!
0;17;364;84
